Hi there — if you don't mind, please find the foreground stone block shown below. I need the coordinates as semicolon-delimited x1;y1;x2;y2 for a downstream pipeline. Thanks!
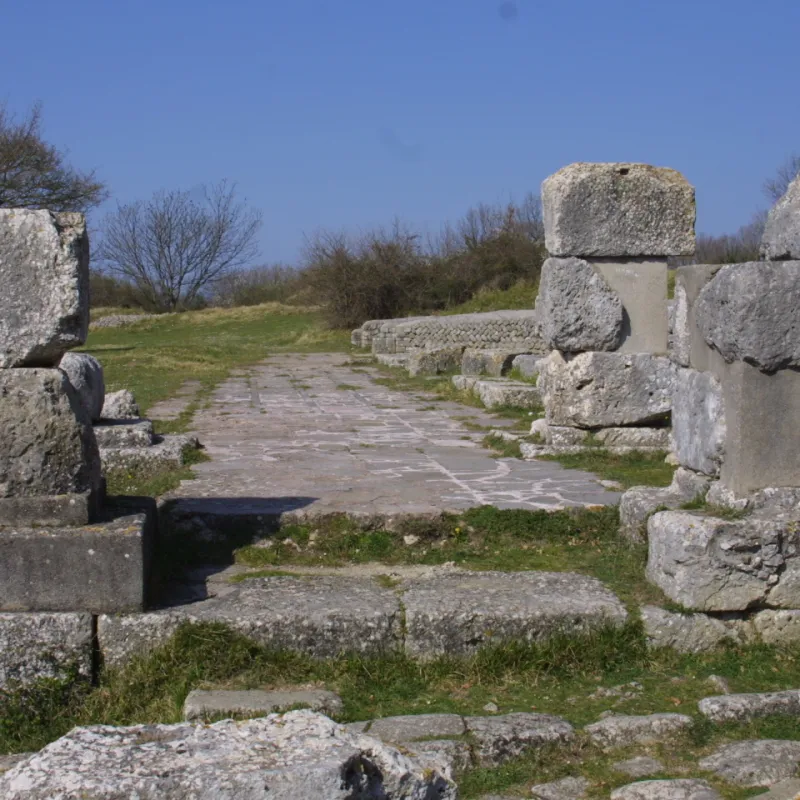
0;210;89;368
646;510;800;612
761;175;800;260
640;606;743;653
461;349;521;377
699;740;800;787
183;688;343;721
0;368;101;525
696;261;800;372
402;570;627;658
536;257;624;352
0;499;155;612
585;713;693;749
671;368;726;476
0;710;457;799
0;612;92;689
699;689;800;723
611;780;721;800
98;576;403;667
542;163;696;257
100;388;140;419
464;712;574;767
540;351;674;428
59;352;105;421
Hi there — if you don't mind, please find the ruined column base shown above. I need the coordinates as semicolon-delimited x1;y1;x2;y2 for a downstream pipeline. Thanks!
0;497;156;613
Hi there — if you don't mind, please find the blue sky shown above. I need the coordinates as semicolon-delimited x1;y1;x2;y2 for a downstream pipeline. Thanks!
2;0;798;264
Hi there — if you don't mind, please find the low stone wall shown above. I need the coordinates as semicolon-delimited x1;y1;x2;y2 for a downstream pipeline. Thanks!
353;310;545;355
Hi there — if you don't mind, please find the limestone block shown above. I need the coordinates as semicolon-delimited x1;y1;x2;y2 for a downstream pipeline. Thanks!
535;257;624;352
696;261;800;372
402;570;627;658
183;688;343;721
406;346;464;376
699;740;800;787
403;739;472;781
99;433;194;472
671;368;725;476
752;609;800;645
0;210;89;368
594;427;671;449
0;710;457;799
93;419;154;449
98;576;403;667
612;757;666;779
59;352;105;421
593;259;669;354
512;353;545;378
0;612;92;689
585;713;693;749
540;351;674;428
452;374;478;392
646;510;800;612
463;712;574;767
0;369;101;516
640;606;744;653
611;780;722;800
475;379;541;410
0;499;156;613
531;776;589;800
761;174;800;260
461;349;520;377
699;689;800;723
546;426;590;446
542;163;696;257
101;389;140;419
367;714;465;743
671;281;691;367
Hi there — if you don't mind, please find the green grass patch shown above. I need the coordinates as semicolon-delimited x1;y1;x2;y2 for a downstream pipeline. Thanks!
540;450;675;490
104;446;211;497
82;303;351;416
483;433;523;458
440;280;539;314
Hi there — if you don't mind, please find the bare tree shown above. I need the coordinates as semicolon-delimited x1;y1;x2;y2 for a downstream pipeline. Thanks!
764;154;800;204
99;181;262;311
0;102;107;212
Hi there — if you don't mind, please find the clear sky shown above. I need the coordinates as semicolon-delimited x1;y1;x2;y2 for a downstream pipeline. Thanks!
2;0;798;264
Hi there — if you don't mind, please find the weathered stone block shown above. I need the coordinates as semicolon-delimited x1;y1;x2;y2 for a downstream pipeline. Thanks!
407;346;464;377
761;174;800;260
640;606;744;653
0;612;92;689
594;427;671;449
512;353;545;378
611;779;722;800
402;571;627;658
546;426;590;447
0;499;155;612
59;352;105;421
461;349;521;377
646;510;800;612
540;351;674;428
699;740;800;788
475;379;541;410
696;261;800;372
585;713;693;749
593;259;669;354
93;419;154;449
752;609;800;645
671;368;725;476
100;389;140;420
535;257;624;352
183;688;343;721
367;714;465;743
0;210;89;368
0;369;101;523
531;776;590;800
98;576;403;667
699;690;800;723
0;710;457;799
542;163;696;257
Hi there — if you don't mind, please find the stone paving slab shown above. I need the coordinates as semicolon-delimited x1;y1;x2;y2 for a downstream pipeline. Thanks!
161;354;619;525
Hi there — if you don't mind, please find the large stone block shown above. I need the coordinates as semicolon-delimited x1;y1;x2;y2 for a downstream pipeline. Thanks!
761;174;800;260
592;259;669;354
402;570;627;658
406;346;464;377
646;510;800;612
535;257;624;352
461;349;521;377
0;710;457;799
640;605;742;653
539;351;675;428
0;369;101;524
0;499;155;612
0;612;93;689
59;352;105;422
671;368;726;476
0;210;89;368
695;261;800;372
100;389;140;420
673;264;724;371
542;163;696;257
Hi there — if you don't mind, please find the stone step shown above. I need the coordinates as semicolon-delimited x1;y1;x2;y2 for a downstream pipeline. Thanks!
183;688;343;721
97;569;628;669
452;375;541;409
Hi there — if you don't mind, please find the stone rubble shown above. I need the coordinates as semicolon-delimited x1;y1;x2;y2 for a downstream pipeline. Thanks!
584;713;693;749
698;689;800;723
698;739;800;787
610;780;722;800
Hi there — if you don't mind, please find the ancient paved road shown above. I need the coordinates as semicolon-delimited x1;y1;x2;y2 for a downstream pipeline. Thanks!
163;353;619;519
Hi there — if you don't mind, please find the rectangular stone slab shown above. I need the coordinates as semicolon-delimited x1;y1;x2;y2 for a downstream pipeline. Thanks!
402;570;628;658
0;498;156;613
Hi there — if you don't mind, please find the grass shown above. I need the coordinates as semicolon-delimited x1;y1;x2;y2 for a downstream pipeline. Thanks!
104;446;211;497
483;432;523;458
439;280;539;314
81;303;351;416
540;451;675;491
